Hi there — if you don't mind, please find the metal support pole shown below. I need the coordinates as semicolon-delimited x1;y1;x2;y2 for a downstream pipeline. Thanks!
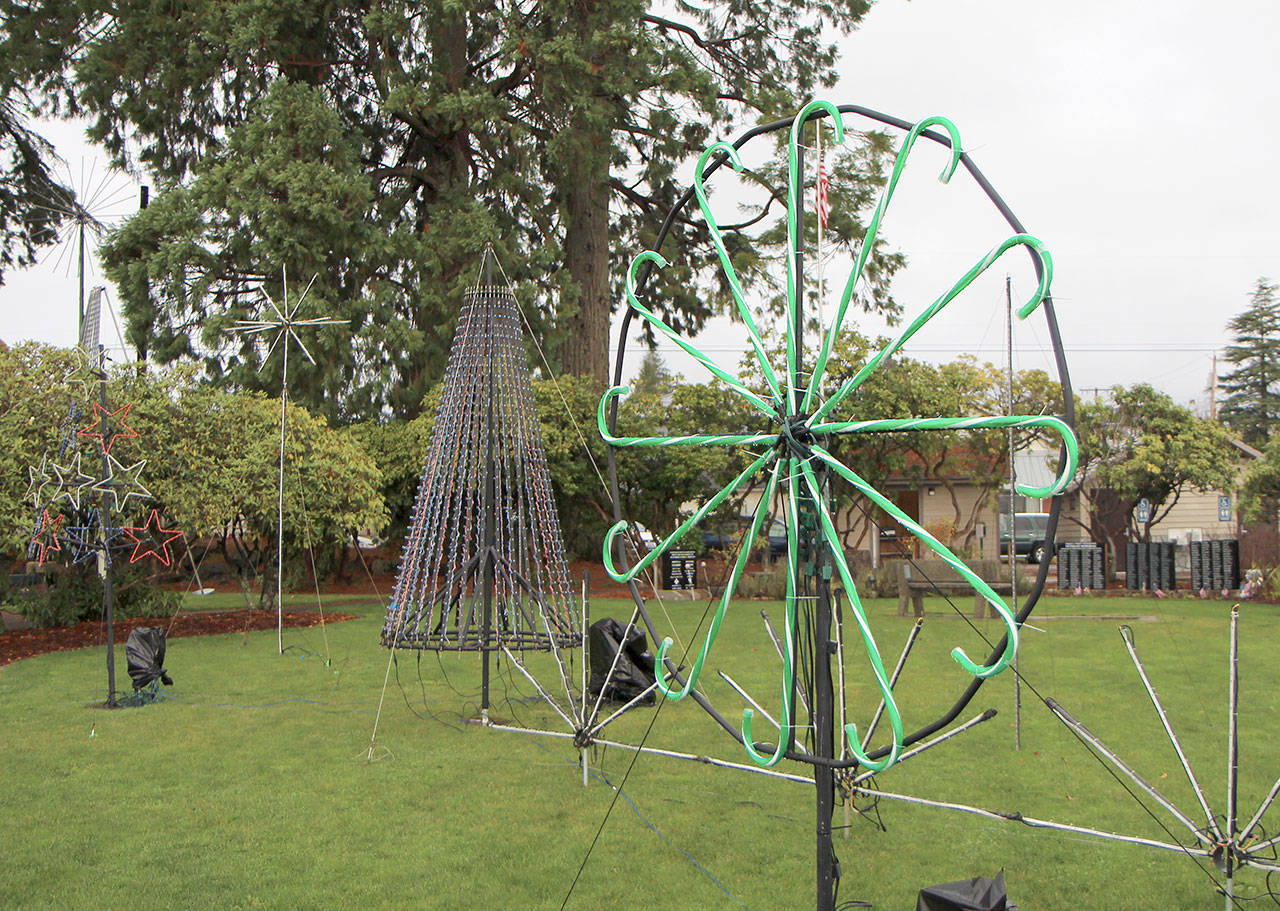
1227;604;1240;911
1120;625;1222;840
276;323;287;654
78;220;86;334
98;345;116;706
582;571;590;788
480;252;496;721
793;121;838;911
1006;276;1022;751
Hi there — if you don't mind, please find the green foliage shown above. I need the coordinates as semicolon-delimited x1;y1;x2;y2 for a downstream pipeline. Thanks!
0;342;86;552
13;565;180;628
0;344;386;589
342;406;436;539
1238;434;1280;522
1074;384;1236;540
531;373;611;557
1219;278;1280;446
113;370;387;587
6;0;894;407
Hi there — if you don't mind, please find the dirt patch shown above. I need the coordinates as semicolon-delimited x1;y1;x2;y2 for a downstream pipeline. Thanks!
0;609;357;668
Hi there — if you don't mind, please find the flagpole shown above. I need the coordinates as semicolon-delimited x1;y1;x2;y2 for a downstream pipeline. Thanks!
816;120;825;348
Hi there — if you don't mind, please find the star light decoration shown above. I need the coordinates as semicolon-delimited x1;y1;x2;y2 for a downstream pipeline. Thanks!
50;452;98;512
64;512;125;565
121;508;184;566
25;455;55;507
597;100;1079;772
77;401;139;454
92;453;152;512
29;509;64;563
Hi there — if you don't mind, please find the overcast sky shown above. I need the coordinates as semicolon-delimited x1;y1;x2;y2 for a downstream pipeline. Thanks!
3;0;1276;412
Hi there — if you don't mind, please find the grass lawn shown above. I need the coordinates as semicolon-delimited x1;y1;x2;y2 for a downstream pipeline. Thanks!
1;589;1274;909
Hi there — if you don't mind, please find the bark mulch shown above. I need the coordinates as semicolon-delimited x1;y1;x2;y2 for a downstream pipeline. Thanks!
0;609;357;668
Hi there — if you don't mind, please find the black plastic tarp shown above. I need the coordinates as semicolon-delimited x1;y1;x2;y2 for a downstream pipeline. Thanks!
917;871;1015;911
588;618;656;704
125;627;173;690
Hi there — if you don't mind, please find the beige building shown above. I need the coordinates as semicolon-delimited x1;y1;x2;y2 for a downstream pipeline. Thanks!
732;439;1260;569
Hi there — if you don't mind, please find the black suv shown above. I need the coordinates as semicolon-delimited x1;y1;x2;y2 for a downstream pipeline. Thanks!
998;512;1053;564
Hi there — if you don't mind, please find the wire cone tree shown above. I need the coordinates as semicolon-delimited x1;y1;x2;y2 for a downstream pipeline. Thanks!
382;250;579;652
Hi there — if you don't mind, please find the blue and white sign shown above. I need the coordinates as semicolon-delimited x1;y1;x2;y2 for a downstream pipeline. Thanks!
1135;498;1151;524
1220;495;1233;523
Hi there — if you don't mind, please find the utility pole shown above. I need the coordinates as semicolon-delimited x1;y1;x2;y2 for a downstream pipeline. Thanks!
1210;352;1217;420
1006;276;1021;751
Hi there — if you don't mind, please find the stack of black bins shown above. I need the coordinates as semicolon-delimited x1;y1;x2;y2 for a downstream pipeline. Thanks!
1126;541;1177;591
1189;540;1241;591
1057;543;1105;590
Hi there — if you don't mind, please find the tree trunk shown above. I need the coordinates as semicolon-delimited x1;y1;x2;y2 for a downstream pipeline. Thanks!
560;133;612;383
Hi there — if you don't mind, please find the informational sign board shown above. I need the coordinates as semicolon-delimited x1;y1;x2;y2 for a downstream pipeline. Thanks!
663;550;698;590
1135;498;1151;525
1219;495;1233;523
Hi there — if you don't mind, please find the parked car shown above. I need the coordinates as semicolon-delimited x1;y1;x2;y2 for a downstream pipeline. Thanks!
998;512;1053;564
701;518;788;559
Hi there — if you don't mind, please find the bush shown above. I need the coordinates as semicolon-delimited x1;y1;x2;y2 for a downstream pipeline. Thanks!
14;566;181;628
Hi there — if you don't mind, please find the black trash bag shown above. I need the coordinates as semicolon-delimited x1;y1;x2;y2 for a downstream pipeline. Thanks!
588;618;656;705
917;871;1016;911
125;627;173;690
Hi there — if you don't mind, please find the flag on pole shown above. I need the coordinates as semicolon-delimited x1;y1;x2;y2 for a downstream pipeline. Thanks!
817;160;831;229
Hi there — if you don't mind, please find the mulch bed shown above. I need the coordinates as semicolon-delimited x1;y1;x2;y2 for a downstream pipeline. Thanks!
0;557;713;669
0;609;357;668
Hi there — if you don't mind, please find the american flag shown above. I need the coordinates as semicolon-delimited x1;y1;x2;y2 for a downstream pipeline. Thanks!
817;160;831;229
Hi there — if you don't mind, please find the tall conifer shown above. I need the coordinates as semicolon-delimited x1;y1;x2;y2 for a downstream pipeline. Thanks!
1220;278;1280;445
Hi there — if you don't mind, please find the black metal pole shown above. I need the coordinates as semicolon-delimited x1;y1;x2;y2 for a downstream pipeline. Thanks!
1226;604;1239;909
480;250;496;720
98;345;116;706
793;122;838;911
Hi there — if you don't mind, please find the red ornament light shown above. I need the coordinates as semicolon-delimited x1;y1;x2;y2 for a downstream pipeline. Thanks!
121;509;183;566
29;509;64;563
78;402;139;454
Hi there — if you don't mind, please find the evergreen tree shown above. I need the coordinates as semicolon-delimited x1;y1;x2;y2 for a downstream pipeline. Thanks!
2;0;898;420
0;88;74;283
629;350;674;399
1220;278;1280;445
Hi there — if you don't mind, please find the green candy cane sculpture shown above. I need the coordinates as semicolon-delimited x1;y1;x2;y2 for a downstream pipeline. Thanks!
598;99;1077;911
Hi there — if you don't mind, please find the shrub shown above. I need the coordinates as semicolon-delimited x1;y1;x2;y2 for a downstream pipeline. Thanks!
14;566;180;627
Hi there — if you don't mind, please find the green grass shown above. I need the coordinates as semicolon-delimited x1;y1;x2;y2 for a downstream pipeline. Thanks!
1;590;1275;909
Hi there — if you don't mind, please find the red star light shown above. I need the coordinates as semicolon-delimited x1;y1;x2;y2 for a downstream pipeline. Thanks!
121;509;184;566
77;402;139;454
29;509;64;563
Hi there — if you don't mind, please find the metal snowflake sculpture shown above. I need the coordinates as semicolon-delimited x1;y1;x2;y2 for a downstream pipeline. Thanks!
598;100;1079;773
229;266;348;654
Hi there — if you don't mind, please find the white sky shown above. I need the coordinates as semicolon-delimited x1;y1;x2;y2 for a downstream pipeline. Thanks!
3;0;1277;412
